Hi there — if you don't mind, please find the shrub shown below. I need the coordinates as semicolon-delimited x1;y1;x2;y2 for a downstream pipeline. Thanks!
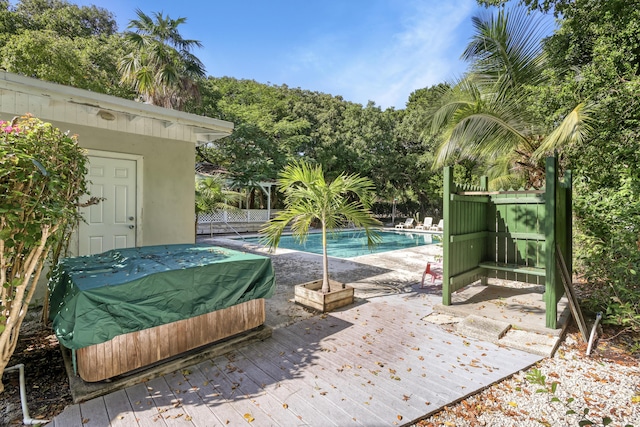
0;114;88;393
573;168;640;332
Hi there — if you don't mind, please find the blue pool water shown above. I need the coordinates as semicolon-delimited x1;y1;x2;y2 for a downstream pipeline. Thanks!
246;230;440;258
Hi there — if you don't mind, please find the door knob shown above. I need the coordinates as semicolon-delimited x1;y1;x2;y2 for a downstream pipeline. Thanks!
128;225;134;229
129;216;134;221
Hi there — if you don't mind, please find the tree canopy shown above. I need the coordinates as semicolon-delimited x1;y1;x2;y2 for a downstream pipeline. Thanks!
118;9;205;109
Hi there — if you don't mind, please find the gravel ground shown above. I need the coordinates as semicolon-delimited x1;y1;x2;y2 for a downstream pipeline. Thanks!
415;329;640;427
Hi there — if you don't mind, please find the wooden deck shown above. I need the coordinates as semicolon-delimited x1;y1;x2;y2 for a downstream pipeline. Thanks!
48;292;542;427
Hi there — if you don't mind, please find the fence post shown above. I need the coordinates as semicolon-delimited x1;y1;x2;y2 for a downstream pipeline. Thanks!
442;167;453;305
545;157;557;329
479;176;488;286
564;170;573;284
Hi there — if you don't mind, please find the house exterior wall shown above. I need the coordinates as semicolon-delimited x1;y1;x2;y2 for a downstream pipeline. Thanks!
0;117;197;251
71;124;196;247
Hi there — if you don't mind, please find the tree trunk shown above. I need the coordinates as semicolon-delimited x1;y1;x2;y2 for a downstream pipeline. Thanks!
321;221;330;293
0;224;55;393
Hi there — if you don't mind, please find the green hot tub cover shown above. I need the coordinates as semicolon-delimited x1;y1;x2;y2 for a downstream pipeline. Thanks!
48;244;275;350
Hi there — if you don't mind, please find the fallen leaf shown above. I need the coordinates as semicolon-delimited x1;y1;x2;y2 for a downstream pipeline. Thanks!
283;403;289;409
508;401;517;407
397;415;403;420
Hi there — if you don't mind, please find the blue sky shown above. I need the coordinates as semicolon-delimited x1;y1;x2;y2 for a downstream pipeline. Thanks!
70;0;553;109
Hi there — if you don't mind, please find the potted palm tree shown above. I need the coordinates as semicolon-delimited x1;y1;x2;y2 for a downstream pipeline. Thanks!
260;161;381;312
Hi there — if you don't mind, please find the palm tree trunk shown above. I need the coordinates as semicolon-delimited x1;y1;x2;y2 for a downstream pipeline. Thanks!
321;221;330;293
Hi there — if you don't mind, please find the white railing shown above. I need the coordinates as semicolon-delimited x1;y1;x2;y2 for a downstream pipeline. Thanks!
198;209;277;224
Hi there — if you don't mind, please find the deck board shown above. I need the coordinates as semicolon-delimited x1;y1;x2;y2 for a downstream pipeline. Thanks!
48;293;543;427
195;355;286;427
272;322;430;421
327;305;500;389
123;383;168;427
49;403;82;427
214;352;318;426
143;377;196;427
239;339;371;425
161;369;226;427
202;353;340;427
179;363;250;426
241;332;388;425
304;316;467;394
103;390;136;427
78;397;110;427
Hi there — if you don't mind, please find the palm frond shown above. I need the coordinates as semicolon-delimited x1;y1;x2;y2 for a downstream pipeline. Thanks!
534;103;593;158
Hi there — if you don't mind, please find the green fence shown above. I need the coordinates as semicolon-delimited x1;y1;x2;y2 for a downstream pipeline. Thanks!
442;157;572;329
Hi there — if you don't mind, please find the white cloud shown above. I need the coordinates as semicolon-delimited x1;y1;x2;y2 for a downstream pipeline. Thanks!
346;1;477;108
282;1;478;108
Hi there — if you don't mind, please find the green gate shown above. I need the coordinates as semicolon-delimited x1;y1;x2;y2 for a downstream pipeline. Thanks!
442;157;572;329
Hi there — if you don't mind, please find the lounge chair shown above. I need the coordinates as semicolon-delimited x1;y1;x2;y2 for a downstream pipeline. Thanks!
415;217;433;230
430;219;444;231
395;218;415;229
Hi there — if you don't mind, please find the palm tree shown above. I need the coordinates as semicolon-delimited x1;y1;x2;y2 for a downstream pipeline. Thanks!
118;9;205;110
431;7;591;188
260;161;382;293
195;175;243;236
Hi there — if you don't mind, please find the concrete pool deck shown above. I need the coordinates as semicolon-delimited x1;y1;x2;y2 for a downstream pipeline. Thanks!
200;229;569;356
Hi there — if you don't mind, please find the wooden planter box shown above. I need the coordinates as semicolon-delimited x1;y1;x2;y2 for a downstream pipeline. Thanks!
294;280;354;312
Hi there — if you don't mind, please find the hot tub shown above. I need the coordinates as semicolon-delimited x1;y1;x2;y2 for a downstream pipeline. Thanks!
48;244;275;382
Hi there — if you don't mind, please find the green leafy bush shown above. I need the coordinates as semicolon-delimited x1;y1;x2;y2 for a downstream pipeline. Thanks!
0;114;88;392
573;167;640;332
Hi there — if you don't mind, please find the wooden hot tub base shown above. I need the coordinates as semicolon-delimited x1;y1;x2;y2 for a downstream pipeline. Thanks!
76;298;266;382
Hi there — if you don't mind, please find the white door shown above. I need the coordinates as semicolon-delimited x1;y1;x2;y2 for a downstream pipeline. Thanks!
79;156;137;255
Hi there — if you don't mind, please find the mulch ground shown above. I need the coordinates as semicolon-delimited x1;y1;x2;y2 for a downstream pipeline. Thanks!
1;309;72;426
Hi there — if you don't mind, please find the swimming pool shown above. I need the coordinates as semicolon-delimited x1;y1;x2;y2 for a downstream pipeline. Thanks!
246;230;440;258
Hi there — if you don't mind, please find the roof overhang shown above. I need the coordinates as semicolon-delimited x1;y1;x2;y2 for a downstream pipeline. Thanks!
0;71;234;144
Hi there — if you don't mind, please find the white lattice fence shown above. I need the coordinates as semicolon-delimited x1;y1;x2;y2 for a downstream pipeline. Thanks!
248;210;269;222
197;209;271;224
